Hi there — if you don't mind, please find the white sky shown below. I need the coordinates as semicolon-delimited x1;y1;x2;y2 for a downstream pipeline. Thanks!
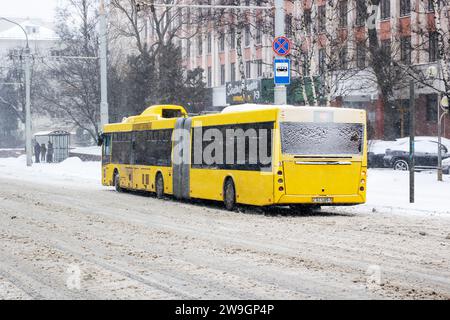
1;0;60;21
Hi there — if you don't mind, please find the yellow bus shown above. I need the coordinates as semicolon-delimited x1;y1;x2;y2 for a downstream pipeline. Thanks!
100;104;367;211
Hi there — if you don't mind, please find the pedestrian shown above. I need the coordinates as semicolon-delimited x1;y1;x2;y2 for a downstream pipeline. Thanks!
40;143;47;163
34;142;41;163
47;141;53;163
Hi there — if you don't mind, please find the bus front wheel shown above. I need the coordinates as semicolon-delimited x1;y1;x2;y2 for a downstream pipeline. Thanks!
223;179;236;211
155;173;164;199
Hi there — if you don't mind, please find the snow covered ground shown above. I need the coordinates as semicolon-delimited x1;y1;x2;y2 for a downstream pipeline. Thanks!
0;156;100;188
0;156;449;299
0;156;448;216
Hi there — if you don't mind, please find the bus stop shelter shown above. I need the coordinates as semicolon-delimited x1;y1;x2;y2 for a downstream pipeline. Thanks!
33;130;70;162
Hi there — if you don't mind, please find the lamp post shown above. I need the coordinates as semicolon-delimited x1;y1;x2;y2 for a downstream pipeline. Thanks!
0;17;32;167
99;0;108;128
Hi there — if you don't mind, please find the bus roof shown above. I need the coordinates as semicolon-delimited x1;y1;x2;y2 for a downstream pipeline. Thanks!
221;104;365;114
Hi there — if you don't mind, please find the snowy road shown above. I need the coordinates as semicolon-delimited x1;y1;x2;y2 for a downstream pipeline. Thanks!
0;175;449;299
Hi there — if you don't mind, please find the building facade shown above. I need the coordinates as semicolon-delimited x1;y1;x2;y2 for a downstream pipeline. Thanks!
139;0;450;140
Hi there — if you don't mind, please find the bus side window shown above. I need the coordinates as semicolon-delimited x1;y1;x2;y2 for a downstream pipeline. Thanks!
104;134;111;156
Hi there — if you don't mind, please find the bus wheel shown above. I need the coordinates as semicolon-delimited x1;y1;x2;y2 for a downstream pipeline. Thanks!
223;179;236;211
155;173;164;199
114;172;122;192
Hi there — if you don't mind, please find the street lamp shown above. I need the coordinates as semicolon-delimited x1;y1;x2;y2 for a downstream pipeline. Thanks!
0;17;32;167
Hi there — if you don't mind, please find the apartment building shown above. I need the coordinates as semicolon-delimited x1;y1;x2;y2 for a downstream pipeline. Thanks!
142;1;449;139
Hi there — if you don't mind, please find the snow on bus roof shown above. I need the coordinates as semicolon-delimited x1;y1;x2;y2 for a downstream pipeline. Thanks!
221;104;361;113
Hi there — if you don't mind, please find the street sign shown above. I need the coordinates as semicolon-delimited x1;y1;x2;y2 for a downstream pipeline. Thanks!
272;36;291;56
274;58;290;85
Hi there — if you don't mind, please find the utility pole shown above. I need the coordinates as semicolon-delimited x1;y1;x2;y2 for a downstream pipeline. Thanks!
99;0;109;128
409;80;415;203
437;93;443;181
274;0;287;105
0;17;32;166
24;47;32;167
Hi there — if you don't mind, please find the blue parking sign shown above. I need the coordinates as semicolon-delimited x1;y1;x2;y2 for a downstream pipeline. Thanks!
274;58;290;85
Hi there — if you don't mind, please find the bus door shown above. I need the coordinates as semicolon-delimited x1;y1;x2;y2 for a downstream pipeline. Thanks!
172;117;192;199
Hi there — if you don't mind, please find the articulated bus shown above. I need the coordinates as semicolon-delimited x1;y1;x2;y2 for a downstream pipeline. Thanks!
100;104;367;211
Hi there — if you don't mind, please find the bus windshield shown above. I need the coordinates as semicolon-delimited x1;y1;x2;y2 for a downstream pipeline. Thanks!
280;122;364;156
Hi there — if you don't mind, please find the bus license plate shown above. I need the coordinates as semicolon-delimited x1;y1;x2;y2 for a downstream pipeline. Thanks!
312;197;333;204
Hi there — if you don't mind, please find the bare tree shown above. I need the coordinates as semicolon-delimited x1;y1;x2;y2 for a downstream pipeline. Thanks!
38;0;101;142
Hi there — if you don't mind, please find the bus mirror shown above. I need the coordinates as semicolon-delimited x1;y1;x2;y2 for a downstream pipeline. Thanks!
97;134;104;146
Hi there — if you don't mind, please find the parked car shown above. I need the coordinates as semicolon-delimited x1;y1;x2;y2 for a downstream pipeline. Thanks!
383;140;450;171
443;158;450;174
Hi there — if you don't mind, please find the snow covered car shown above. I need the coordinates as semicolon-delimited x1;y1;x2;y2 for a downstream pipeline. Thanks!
383;140;450;171
443;158;450;174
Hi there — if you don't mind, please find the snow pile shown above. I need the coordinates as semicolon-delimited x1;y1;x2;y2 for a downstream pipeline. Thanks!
335;169;450;216
0;155;101;188
70;146;101;156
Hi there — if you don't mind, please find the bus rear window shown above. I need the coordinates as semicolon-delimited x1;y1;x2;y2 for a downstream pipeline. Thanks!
280;122;364;155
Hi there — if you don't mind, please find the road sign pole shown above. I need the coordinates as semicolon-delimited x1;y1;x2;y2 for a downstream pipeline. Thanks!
274;0;286;105
409;80;415;203
438;94;443;181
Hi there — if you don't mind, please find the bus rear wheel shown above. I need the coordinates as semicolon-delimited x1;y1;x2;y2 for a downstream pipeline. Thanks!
155;173;164;199
224;179;236;211
114;172;122;192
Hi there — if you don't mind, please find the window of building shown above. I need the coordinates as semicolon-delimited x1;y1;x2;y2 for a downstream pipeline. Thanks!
230;62;236;82
380;0;390;19
428;0;442;11
400;0;411;17
285;14;292;37
339;45;348;69
357;43;366;69
245;61;251;78
429;31;440;62
339;0;348;27
356;2;366;26
207;33;212;54
186;7;191;24
318;5;326;32
304;9;312;34
256;22;262;44
318;48;326;74
426;94;438;122
256;59;263;77
220;64;226;85
186;39;191;57
400;36;411;65
381;39;391;62
198;35;203;55
166;10;172;30
245;25;251;46
207;66;212;87
219;32;225;52
230;27;236;49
